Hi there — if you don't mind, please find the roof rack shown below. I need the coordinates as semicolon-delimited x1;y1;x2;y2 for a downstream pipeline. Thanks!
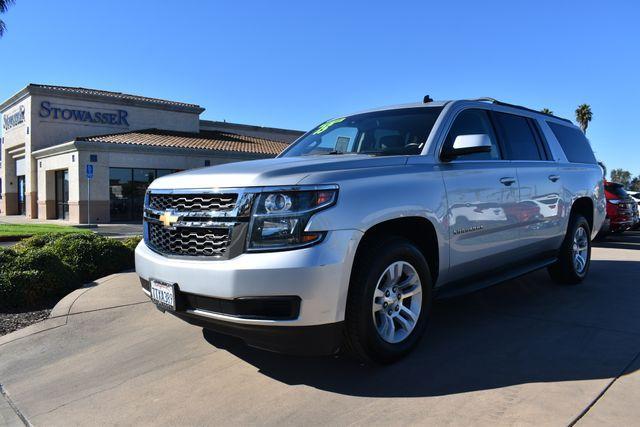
470;97;573;124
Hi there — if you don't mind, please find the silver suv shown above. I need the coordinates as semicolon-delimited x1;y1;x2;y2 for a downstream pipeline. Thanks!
135;98;605;363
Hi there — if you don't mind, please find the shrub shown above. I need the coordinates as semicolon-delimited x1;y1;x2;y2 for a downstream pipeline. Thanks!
94;238;135;277
0;247;79;308
48;233;111;282
0;232;138;309
47;233;137;282
0;248;17;273
121;236;142;253
14;233;65;251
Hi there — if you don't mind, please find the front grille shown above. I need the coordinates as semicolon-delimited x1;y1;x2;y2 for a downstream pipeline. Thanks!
148;222;230;257
149;193;237;212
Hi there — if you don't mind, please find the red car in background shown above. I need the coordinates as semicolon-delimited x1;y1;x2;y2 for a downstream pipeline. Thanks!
602;181;635;234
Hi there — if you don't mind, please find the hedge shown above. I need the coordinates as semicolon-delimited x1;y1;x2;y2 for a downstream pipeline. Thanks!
0;233;142;309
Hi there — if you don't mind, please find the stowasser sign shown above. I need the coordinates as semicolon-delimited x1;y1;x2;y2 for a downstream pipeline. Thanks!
3;105;26;130
38;101;129;126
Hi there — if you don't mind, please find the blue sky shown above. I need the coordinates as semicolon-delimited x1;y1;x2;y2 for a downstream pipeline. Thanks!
0;0;638;175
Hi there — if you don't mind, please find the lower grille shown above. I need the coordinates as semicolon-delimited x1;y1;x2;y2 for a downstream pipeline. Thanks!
148;222;230;257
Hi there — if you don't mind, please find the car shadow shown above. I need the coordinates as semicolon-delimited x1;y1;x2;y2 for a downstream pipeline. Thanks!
594;230;640;250
203;251;640;398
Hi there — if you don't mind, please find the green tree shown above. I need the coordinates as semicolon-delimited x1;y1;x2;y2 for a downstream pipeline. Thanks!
0;0;14;37
540;108;554;115
610;168;632;187
575;104;593;134
629;176;640;192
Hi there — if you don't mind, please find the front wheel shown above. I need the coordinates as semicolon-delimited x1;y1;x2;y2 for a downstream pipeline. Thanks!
548;214;591;285
344;237;432;364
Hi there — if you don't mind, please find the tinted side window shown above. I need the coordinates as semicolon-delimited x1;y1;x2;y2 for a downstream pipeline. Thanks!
493;112;542;160
445;109;501;160
547;122;597;164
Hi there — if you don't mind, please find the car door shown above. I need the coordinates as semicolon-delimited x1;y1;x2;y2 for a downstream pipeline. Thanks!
491;111;564;255
439;108;521;281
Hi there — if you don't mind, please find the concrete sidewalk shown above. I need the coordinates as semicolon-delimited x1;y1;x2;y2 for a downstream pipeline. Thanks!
1;233;639;426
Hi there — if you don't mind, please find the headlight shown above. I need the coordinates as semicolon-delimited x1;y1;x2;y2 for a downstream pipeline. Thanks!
247;186;338;251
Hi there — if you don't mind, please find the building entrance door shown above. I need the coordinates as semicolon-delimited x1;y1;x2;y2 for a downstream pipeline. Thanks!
55;170;69;220
17;176;26;215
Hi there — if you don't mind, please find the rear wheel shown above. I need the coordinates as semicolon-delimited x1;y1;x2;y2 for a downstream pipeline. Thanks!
548;214;591;285
344;237;432;364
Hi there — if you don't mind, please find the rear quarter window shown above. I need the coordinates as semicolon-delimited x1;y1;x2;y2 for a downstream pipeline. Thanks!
493;112;543;160
547;122;597;164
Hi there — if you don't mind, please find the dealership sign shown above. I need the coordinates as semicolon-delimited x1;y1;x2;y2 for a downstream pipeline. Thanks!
39;101;129;126
3;105;26;130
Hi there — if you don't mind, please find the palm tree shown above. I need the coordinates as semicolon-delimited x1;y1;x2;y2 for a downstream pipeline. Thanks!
575;104;593;134
540;108;553;115
0;0;15;37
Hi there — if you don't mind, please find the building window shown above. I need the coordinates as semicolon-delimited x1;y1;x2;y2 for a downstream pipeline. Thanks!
90;154;98;162
109;168;178;221
204;160;211;166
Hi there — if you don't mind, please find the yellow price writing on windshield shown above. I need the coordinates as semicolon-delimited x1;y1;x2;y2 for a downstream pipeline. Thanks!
312;117;346;135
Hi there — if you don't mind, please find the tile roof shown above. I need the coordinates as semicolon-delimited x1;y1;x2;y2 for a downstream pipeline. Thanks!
76;128;290;156
26;84;203;112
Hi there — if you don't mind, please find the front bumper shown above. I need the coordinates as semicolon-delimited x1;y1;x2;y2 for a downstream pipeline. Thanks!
135;229;362;351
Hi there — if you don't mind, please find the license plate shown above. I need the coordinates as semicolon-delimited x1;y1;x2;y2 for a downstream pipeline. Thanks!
150;279;176;311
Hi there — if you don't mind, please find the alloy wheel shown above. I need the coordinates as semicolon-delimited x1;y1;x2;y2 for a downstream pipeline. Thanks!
572;225;589;274
371;261;423;344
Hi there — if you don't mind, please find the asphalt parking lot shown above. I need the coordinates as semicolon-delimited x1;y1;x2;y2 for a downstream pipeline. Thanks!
1;232;639;426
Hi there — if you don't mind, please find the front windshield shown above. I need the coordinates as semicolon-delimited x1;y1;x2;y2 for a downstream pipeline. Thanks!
281;107;443;157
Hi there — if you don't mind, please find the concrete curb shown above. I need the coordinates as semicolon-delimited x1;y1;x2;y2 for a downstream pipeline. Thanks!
48;273;128;319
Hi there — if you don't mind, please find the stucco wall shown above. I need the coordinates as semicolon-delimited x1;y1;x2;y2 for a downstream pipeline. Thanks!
29;94;200;152
2;90;201;218
34;142;261;223
1;96;31;214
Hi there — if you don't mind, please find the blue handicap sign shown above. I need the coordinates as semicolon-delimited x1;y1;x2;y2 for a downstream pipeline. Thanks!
86;164;94;179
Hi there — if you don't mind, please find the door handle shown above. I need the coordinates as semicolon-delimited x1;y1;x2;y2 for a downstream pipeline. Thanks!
500;177;516;186
548;174;560;182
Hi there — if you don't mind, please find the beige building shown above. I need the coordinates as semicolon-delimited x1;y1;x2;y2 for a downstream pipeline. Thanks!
0;84;303;223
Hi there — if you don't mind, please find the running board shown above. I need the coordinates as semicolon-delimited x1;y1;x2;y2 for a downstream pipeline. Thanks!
434;257;558;299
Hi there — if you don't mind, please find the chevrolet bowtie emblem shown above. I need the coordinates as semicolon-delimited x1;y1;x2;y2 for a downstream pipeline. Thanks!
159;211;180;228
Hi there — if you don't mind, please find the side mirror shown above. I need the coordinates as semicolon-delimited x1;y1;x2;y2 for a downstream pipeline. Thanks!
442;134;492;161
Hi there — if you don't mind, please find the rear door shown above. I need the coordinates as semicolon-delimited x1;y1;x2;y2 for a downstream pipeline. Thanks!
492;111;564;254
439;108;520;280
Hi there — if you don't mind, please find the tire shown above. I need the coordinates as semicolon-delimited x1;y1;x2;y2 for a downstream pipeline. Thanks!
344;236;433;364
548;214;591;285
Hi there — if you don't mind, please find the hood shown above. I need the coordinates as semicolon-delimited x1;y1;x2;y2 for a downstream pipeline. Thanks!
149;155;408;189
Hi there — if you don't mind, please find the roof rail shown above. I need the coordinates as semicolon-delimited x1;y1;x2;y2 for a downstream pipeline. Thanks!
469;97;573;124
